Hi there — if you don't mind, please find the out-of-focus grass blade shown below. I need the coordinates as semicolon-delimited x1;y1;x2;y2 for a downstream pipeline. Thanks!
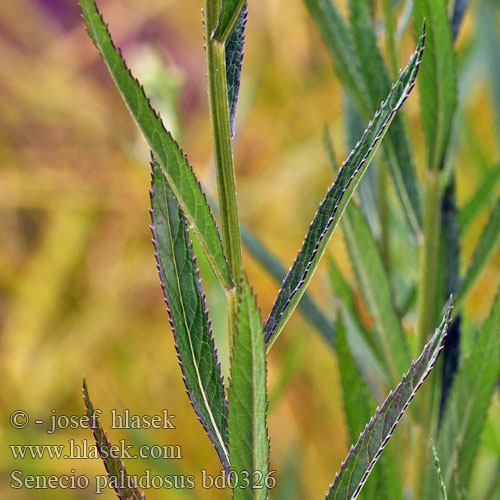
78;0;232;291
324;304;452;500
456;197;500;306
458;162;500;232
413;0;457;170
478;0;500;133
263;34;424;349
438;316;461;425
441;179;461;298
348;0;420;228
431;440;448;500
274;442;303;500
451;0;469;42
303;0;366;109
438;180;461;420
225;3;246;138
342;99;381;241
228;277;269;500
150;162;229;472
426;286;500;499
212;0;246;42
341;202;411;383
82;380;146;500
336;316;376;445
325;127;410;384
268;333;304;410
328;256;389;392
305;0;422;237
335;317;401;500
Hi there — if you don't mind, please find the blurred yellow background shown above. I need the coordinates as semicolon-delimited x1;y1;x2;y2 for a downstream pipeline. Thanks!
0;0;498;499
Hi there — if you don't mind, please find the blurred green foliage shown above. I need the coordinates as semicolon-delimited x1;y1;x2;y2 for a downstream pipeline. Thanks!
0;0;499;499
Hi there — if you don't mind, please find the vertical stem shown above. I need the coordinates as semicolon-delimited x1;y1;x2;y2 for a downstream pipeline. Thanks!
204;1;243;335
412;168;442;499
377;164;391;275
416;170;441;351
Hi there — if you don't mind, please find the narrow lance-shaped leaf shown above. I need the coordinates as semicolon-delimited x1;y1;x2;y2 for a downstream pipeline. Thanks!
228;277;269;500
305;0;422;238
335;317;401;500
456;197;500;306
206;190;334;344
325;303;452;500
150;162;229;472
225;3;247;138
212;0;246;42
263;32;425;348
82;379;146;500
78;0;232;291
325;124;411;384
424;286;500;500
241;224;334;345
413;0;457;170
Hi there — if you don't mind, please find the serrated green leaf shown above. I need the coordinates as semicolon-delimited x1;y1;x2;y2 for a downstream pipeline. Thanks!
327;118;410;384
414;0;457;170
212;0;246;42
82;380;146;500
206;190;334;344
325;127;410;383
325;304;452;500
228;277;269;500
263;33;425;349
242;227;334;345
78;0;232;292
225;3;247;138
305;0;422;237
150;162;229;472
458;162;500;232
456;197;500;306
426;286;500;500
335;317;399;500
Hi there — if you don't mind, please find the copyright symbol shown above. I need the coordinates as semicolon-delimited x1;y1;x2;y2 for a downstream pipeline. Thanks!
11;411;29;429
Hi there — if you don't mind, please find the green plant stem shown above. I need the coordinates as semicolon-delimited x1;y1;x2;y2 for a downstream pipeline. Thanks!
204;0;243;335
413;168;442;500
377;163;391;275
416;170;441;352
